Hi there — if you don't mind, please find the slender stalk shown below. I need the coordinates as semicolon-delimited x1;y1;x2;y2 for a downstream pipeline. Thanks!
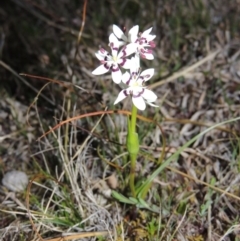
129;151;137;197
128;105;139;198
130;105;138;133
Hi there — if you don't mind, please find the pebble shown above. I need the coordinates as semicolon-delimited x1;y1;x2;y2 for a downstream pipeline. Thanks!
2;170;29;192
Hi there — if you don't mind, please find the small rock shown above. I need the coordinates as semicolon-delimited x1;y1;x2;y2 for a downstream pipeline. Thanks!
107;173;118;189
2;170;28;192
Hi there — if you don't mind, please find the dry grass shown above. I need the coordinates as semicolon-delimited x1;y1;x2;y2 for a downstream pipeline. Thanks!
0;0;240;240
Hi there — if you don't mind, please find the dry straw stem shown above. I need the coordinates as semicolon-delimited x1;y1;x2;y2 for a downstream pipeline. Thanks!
74;0;88;55
25;174;61;241
141;146;240;203
149;49;221;89
25;175;109;241
37;108;240;203
37;108;166;191
41;231;108;241
168;166;240;202
37;110;156;140
25;102;112;241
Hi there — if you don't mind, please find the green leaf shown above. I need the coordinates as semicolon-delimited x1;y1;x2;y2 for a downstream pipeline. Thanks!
138;198;150;209
128;197;139;204
112;191;136;205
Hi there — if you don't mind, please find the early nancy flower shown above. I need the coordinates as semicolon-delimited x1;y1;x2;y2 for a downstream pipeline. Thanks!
135;27;156;60
92;33;136;84
114;58;158;110
113;24;156;61
113;24;139;46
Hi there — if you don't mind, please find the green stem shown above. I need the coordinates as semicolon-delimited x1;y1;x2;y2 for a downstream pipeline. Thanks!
128;105;139;198
129;152;137;197
130;105;138;133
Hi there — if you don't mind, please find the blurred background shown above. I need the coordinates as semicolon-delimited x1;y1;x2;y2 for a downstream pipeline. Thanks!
1;0;239;102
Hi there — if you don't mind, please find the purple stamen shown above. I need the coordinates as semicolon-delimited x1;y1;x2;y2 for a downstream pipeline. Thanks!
100;48;106;54
104;63;111;70
132;88;144;98
119;57;127;67
123;89;128;97
111;65;119;72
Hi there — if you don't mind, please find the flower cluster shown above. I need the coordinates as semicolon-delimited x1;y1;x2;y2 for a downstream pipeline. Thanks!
92;24;158;111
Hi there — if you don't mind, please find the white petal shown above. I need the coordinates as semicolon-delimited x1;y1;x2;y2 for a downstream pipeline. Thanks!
147;35;156;41
142;89;157;102
132;86;144;94
97;48;109;56
122;71;131;84
142;27;153;37
128;25;139;42
132;96;146;110
147;102;159;107
92;64;109;75
111;69;122;84
95;52;105;61
118;43;137;59
113;25;127;41
144;53;154;60
134;54;140;67
125;43;138;55
118;40;126;47
140;68;154;81
129;56;140;72
109;33;120;48
112;50;119;58
114;90;127;105
121;58;133;69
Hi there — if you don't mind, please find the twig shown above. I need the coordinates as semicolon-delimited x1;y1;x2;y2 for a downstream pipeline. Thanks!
149;49;221;89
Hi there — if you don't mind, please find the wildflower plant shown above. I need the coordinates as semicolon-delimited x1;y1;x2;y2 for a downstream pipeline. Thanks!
92;24;158;199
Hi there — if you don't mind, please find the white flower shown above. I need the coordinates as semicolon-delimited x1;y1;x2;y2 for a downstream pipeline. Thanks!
113;24;156;60
114;58;158;110
113;24;139;45
92;33;136;84
135;27;156;60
